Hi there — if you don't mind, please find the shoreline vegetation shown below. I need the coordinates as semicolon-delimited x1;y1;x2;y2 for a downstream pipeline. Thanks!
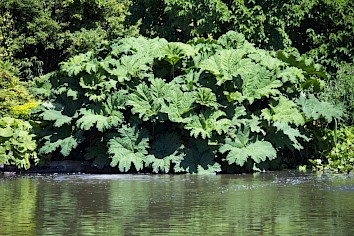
1;0;353;174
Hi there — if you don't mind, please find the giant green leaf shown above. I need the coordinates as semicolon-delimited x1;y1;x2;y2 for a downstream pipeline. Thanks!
127;78;170;121
194;87;219;109
274;122;310;150
199;49;254;85
296;94;343;122
226;65;282;104
185;110;232;139
40;136;78;157
161;86;195;123
40;109;72;127
76;109;123;132
219;128;276;166
162;42;196;65
262;96;304;126
60;51;93;76
108;125;152;172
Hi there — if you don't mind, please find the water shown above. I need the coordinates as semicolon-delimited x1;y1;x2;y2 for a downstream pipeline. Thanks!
1;171;354;235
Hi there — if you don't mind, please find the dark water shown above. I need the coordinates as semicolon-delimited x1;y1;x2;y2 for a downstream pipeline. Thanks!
1;171;354;235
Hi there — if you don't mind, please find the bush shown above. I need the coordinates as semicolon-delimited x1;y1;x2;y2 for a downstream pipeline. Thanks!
311;125;354;173
33;32;342;173
0;60;39;169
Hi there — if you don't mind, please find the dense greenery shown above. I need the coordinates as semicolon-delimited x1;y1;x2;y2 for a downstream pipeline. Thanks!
127;0;353;66
0;0;137;75
1;0;353;173
32;32;341;173
0;60;38;169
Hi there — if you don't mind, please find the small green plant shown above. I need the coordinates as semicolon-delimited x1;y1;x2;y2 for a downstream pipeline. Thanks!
0;117;39;169
311;125;354;173
0;60;39;170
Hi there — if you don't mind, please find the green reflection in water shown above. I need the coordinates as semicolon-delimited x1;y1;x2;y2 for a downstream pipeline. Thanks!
0;177;37;235
1;172;354;235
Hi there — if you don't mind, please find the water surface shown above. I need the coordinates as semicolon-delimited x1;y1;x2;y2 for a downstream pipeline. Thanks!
1;171;354;235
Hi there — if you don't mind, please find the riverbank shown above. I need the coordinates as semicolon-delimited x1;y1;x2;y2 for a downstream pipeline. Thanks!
1;161;120;174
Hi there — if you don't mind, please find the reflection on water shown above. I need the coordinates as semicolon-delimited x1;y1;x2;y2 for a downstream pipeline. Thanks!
1;171;354;235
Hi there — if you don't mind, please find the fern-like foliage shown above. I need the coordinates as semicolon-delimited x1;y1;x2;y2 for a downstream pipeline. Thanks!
194;87;219;109
225;65;283;104
219;127;276;166
108;125;152;172
127;78;170;121
161;85;195;123
297;94;343;122
273;122;310;150
262;96;305;126
39;109;72;128
199;49;254;85
185;110;232;139
76;108;123;132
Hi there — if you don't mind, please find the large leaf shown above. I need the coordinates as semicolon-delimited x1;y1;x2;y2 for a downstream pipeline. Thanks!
185;110;232;139
162;42;196;65
161;86;195;123
262;96;305;126
40;109;72;127
277;50;327;80
127;78;170;121
296;94;343;122
101;54;152;82
40;136;78;157
199;49;254;85
273;122;310;150
108;125;152;172
219;128;276;166
194;87;219;109
60;51;93;76
111;36;168;59
76;109;123;132
225;65;282;104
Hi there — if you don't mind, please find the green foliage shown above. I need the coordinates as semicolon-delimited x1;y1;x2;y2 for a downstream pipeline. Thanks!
0;117;38;169
262;96;305;126
0;0;138;74
35;31;341;173
108;125;152;172
219;127;276;166
127;78;170;121
0;60;39;170
149;132;185;173
0;60;38;118
128;0;353;73
311;125;354;173
322;63;354;124
185;110;231;139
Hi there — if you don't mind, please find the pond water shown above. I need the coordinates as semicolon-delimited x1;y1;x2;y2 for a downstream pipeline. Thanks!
1;171;354;235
